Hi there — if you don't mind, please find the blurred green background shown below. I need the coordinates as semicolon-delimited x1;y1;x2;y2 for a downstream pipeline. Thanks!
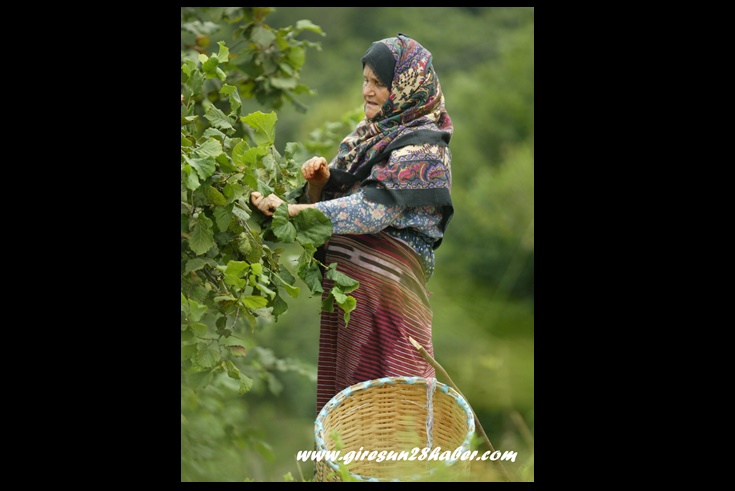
181;7;533;482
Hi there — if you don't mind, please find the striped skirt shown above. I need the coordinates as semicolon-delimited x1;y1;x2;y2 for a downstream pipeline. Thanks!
315;231;436;415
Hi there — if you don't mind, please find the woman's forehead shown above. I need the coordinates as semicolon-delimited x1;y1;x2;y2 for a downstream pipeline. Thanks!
363;65;379;78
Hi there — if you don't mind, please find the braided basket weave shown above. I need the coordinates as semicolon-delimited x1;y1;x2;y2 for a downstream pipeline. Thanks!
313;376;476;482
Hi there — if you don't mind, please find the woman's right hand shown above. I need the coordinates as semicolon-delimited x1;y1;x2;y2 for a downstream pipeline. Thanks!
301;156;330;188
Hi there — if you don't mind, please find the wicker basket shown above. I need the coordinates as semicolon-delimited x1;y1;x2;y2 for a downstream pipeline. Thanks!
313;376;476;482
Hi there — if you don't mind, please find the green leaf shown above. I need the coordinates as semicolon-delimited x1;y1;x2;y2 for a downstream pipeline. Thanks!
203;127;227;142
205;104;234;131
242;295;268;310
282;282;299;298
188;156;217;181
272;268;300;298
189;285;209;305
213;204;232;231
238;373;254;395
181;342;196;361
260;153;277;175
325;263;359;293
241;170;259;190
241;111;277;146
218;156;239;173
331;288;356;327
270;77;297;89
221;84;242;114
232;140;264;168
194;138;223;158
215;41;230;63
181;133;194;147
181;296;204;320
181;59;196;77
294;207;332;246
224;360;240;380
182;163;200;191
223;260;250;288
298;261;323;293
299;242;317;255
185;257;217;273
183;63;204;94
336;294;356;314
321;294;334;312
294;19;325;36
253;280;276;298
283;141;300;160
271;293;288;317
279;62;295;76
330;286;347;304
201;54;219;76
223;181;246;203
196;343;220;368
278;266;296;285
186;369;213;391
244;235;263;263
251;25;276;47
213;294;237;303
232;201;251;221
224;260;250;277
271;205;296;242
181;114;198;126
255;178;275;197
238;236;252;255
189;215;215;255
241;309;256;333
204;186;227;206
286;46;305;68
189;322;208;337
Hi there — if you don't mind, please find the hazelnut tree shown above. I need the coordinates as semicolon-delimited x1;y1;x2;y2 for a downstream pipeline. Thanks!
181;7;358;397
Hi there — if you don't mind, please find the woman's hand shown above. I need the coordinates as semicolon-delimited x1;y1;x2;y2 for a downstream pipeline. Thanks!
250;192;284;217
251;192;315;218
301;156;330;188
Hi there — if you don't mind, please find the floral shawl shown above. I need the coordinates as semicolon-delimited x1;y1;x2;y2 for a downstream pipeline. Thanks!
325;34;454;246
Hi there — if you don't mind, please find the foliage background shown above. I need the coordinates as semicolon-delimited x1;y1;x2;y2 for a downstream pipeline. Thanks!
181;6;533;482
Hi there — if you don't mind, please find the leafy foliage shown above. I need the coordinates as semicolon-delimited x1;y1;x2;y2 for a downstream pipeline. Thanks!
181;7;324;113
181;9;356;403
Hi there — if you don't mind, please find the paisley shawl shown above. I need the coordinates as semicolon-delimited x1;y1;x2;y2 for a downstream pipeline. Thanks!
326;34;454;246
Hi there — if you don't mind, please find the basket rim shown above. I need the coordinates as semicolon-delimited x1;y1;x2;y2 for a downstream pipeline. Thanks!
313;375;476;481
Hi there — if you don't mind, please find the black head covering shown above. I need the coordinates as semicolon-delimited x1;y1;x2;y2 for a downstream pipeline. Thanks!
361;41;396;87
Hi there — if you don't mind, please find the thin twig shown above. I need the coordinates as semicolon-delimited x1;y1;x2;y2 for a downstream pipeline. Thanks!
294;456;308;483
510;409;534;452
409;336;513;482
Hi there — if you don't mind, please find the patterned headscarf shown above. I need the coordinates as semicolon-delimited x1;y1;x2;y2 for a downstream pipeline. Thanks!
328;34;454;232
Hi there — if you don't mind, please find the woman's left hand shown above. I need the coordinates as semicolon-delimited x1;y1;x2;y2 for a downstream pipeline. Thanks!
250;192;284;217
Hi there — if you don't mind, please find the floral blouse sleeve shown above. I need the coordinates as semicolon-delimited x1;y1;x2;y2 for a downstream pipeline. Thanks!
314;189;444;279
314;190;402;234
314;188;445;238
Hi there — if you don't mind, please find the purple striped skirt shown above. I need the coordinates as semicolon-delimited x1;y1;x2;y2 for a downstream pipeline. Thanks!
315;231;436;414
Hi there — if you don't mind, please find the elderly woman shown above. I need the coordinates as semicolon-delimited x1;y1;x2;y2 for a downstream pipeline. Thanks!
251;33;454;414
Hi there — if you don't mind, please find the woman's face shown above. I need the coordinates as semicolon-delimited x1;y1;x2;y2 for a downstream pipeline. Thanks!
362;65;390;120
